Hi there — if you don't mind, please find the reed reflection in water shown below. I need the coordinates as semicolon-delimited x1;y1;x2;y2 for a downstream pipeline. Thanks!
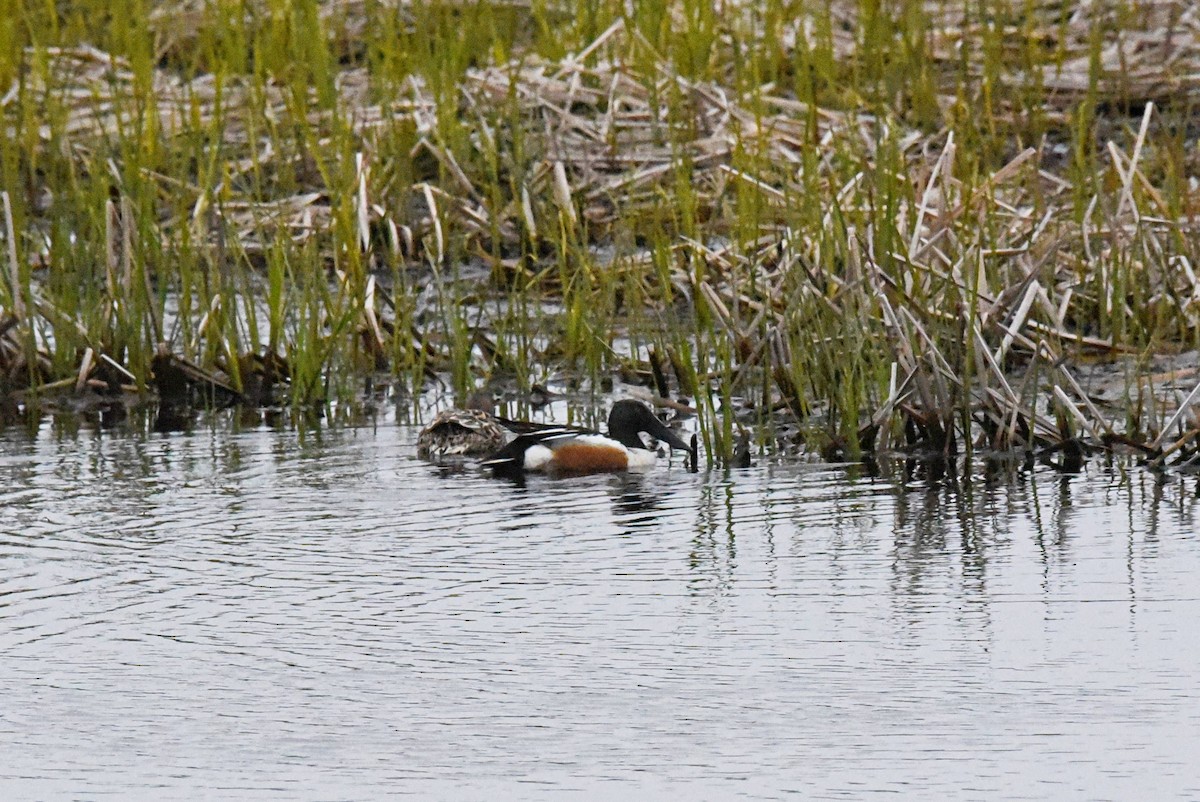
1;410;1199;799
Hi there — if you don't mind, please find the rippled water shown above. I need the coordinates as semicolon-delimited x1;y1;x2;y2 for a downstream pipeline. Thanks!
3;409;1200;799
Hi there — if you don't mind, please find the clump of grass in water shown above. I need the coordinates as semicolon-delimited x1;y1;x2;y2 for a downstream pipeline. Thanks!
1;0;1199;470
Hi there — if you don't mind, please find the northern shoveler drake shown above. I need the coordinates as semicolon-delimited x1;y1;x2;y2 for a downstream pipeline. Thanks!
481;399;695;477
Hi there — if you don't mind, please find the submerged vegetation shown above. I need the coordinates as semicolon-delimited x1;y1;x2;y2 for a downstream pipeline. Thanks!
2;0;1200;466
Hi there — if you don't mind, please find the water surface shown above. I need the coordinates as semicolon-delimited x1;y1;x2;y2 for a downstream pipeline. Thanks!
2;410;1199;799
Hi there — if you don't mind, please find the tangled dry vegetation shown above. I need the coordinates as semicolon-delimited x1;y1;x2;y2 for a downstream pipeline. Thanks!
2;0;1200;466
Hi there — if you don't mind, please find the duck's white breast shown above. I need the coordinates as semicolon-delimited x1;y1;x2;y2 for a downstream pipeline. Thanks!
624;447;658;469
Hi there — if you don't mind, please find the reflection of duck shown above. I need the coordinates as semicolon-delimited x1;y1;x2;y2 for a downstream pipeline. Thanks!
610;473;663;519
482;400;694;477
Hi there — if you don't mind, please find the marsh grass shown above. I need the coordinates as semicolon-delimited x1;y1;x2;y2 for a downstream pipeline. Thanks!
2;0;1200;466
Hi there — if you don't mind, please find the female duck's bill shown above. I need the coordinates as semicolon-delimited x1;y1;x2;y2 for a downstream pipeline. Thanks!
481;399;696;477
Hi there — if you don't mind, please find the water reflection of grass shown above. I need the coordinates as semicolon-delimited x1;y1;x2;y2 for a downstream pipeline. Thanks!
1;2;1199;466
